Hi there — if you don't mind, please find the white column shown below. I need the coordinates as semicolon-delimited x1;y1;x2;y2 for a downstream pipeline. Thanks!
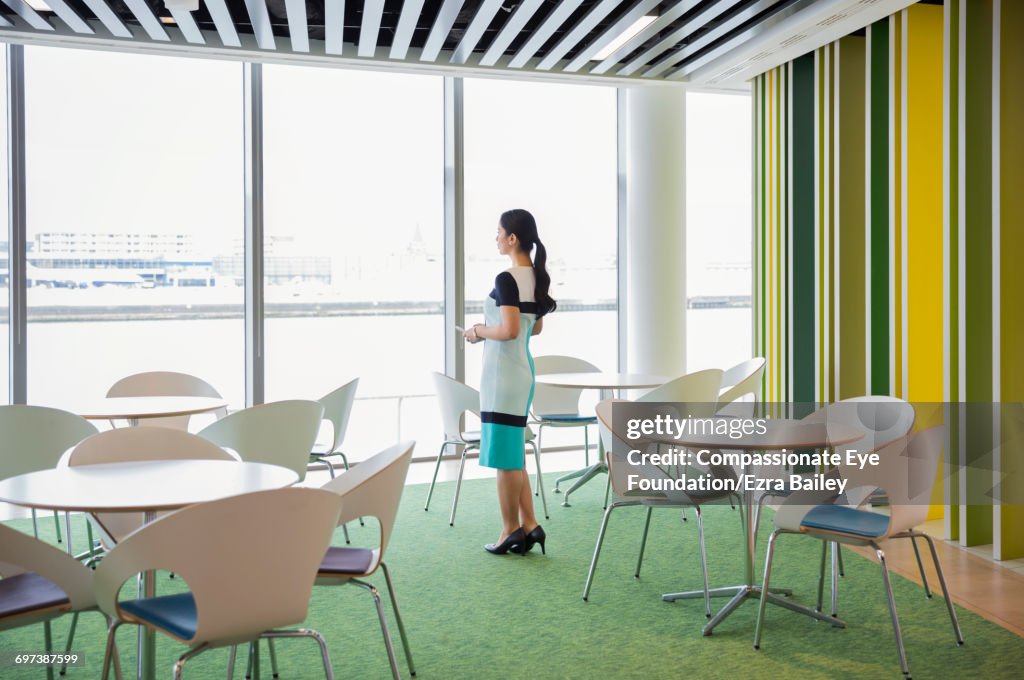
625;85;687;377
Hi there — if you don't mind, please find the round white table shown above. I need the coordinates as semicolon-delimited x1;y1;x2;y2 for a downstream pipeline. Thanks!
535;372;667;505
0;459;298;680
647;418;863;635
63;396;228;426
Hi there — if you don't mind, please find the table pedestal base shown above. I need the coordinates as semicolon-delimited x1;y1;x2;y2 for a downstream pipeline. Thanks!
663;584;846;636
554;463;607;506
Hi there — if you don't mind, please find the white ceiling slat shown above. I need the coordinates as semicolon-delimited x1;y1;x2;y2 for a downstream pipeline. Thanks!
325;0;345;55
285;0;310;52
420;0;464;62
534;0;627;71
242;0;277;50
44;0;94;35
3;0;55;31
80;0;132;38
358;0;384;57
561;0;663;72
615;0;748;77
588;0;703;75
478;0;544;67
167;7;205;45
390;0;424;60
203;0;241;47
450;0;504;65
507;0;584;69
123;0;170;41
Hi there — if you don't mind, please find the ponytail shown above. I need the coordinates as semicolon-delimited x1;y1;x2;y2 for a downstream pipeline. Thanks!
499;209;557;315
532;239;557;315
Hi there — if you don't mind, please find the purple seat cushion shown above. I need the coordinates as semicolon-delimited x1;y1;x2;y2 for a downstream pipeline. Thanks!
319;547;375;575
0;573;70;619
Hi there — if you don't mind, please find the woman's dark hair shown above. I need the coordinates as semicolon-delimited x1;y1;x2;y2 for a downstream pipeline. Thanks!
500;209;557;314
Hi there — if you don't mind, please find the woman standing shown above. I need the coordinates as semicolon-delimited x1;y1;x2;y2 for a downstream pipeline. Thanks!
464;209;556;555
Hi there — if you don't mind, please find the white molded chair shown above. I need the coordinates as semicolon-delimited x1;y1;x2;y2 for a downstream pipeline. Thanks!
717;357;766;409
106;371;226;430
310;378;360;479
94;487;343;680
531;356;599;487
755;426;963;678
425;372;548;526
0;405;97;545
198;400;325;481
318;441;416;680
0;523;120;680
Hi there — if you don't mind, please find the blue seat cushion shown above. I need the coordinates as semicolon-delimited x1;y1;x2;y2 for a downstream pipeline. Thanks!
119;592;197;641
800;504;890;539
0;572;70;619
539;414;597;423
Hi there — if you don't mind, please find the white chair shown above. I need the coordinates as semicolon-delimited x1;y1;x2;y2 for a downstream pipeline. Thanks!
0;523;121;680
94;487;343;680
717;357;766;409
317;441;416;680
106;370;226;430
310;378;360;479
532;356;599;490
755;426;963;678
425;372;548;526
583;368;726;613
197;400;325;481
68;427;235;548
0;405;97;545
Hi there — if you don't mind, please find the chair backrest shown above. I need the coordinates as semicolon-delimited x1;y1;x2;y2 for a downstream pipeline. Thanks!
321;441;415;572
197;400;325;480
93;488;341;646
0;523;96;614
432;372;480;440
319;378;360;454
0;405;97;476
68;427;235;545
106;371;225;429
802;396;916;454
718;358;766;410
882;426;946;535
530;355;600;418
638;368;723;419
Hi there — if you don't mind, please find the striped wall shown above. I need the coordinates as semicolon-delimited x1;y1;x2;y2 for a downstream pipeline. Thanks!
752;0;1024;559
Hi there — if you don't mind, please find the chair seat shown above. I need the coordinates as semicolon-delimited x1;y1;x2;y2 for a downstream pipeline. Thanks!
800;504;890;539
119;592;197;641
538;414;596;423
0;572;70;619
318;547;375;575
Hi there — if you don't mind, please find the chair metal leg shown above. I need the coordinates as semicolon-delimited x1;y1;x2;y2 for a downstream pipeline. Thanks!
101;621;122;680
227;646;237;679
584;425;590;466
634;507;653;579
381;562;417;677
261;630;335;680
245;641;255;680
60;612;80;675
695;506;712;618
173;643;209;680
920;534;964;645
448;446;470;527
54;510;63;543
816;541;827;613
530;441;549;520
836;543;845;576
909;532;931;598
424;442;447;511
352;580;402;680
680;508;687;522
753;529;781;650
337;452;365;527
603;473;611;510
534;425;545;496
31;508;40;538
64;512;74;556
267;639;280;678
583;502;622;601
43;620;55;680
875;545;911;678
830;542;839;617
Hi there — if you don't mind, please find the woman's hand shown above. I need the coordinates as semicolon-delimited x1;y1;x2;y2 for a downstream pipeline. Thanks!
463;324;484;343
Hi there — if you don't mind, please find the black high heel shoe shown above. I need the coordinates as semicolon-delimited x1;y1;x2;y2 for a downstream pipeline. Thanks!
485;527;526;555
523;525;546;555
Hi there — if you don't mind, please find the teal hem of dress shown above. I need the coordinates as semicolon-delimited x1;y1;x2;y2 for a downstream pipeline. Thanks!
479;422;526;470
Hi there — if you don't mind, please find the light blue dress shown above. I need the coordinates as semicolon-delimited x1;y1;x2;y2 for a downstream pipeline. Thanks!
478;267;543;470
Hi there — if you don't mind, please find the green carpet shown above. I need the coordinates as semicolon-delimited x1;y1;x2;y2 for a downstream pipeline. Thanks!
3;474;1022;679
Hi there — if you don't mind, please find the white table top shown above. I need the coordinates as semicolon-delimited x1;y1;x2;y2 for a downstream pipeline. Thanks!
0;460;297;512
647;418;864;450
536;372;668;390
54;396;228;420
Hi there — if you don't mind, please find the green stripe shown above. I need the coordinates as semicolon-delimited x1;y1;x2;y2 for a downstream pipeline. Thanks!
869;18;891;395
792;54;815;403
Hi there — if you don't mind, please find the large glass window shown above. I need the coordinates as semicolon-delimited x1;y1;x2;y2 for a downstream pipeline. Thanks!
463;78;618;390
24;48;244;408
262;66;444;457
686;91;752;371
0;48;8;404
